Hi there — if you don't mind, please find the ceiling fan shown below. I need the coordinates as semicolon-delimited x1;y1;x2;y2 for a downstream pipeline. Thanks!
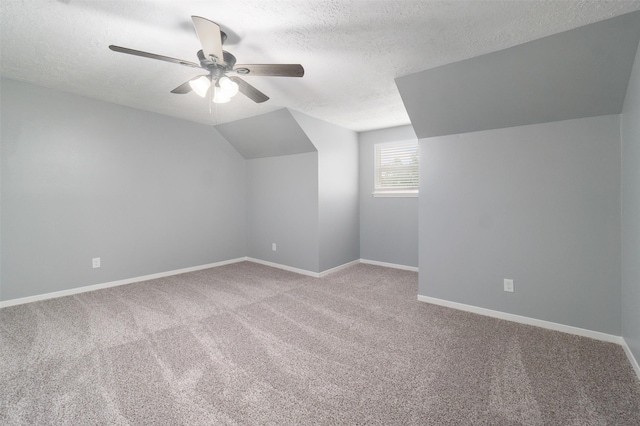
109;16;304;104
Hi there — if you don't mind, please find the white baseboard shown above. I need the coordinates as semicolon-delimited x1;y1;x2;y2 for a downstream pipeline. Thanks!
417;295;623;345
247;258;361;278
0;257;248;308
246;258;415;277
246;257;321;278
621;339;640;380
319;259;361;277
360;259;418;272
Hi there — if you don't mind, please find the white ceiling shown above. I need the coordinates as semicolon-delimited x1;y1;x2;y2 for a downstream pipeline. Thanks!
2;0;640;132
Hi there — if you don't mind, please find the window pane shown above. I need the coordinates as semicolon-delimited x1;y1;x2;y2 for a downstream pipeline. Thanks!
375;141;419;192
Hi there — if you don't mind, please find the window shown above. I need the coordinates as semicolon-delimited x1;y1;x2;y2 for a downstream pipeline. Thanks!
374;141;419;197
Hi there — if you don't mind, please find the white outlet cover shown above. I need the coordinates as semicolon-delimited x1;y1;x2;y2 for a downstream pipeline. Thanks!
92;257;101;268
272;243;277;251
504;279;514;292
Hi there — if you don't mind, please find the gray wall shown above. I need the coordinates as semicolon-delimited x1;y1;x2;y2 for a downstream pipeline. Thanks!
419;115;621;335
291;110;360;272
246;152;319;272
1;78;247;301
359;125;418;267
621;42;640;361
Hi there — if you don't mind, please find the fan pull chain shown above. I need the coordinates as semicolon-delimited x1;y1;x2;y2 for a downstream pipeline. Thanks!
208;86;219;125
209;85;212;115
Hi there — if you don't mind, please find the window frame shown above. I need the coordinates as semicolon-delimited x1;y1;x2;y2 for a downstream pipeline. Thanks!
373;140;419;198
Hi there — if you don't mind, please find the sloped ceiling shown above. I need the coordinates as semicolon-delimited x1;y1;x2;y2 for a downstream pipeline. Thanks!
2;1;640;132
396;11;640;138
215;108;315;159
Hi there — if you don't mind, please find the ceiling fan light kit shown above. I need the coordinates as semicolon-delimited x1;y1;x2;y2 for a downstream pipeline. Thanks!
109;15;304;105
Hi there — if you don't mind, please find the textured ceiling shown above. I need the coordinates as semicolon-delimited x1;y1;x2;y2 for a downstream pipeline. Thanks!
2;1;640;132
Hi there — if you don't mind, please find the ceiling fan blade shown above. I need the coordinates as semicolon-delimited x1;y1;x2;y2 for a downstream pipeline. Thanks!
233;64;304;77
109;45;201;68
171;81;192;94
229;76;269;103
191;16;225;65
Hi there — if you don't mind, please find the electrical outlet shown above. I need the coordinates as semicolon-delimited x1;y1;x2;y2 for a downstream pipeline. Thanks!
272;243;277;251
92;257;101;268
504;279;514;292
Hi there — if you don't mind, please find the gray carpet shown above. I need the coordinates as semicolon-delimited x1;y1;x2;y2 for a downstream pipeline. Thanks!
1;262;639;425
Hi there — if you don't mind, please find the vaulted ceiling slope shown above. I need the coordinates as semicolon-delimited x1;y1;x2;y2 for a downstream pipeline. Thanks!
2;1;640;132
396;11;640;139
215;109;316;159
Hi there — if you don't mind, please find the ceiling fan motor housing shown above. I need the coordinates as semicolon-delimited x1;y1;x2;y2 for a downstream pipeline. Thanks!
196;49;236;76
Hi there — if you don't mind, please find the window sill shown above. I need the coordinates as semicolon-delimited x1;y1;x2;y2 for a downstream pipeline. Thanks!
372;191;418;198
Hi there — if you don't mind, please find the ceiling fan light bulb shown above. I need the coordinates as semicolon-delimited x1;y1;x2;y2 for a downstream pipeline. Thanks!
218;76;232;88
228;80;239;97
189;76;211;97
218;76;239;98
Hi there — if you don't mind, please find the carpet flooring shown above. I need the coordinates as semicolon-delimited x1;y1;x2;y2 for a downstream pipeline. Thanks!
1;261;639;425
